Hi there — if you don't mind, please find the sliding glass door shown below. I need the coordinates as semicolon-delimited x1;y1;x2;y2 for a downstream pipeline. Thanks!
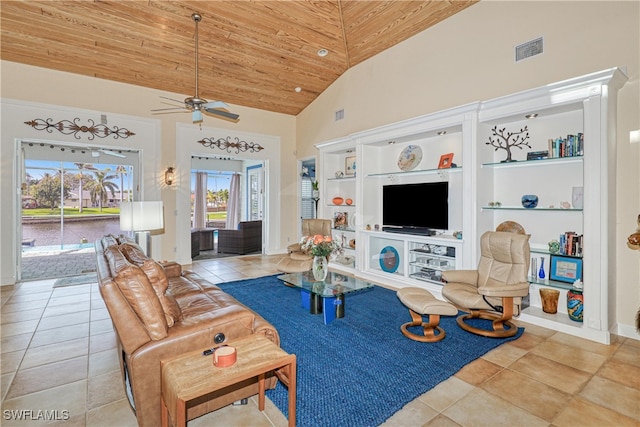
19;141;138;281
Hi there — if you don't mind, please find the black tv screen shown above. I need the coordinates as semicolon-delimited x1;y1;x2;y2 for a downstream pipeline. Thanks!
383;182;448;231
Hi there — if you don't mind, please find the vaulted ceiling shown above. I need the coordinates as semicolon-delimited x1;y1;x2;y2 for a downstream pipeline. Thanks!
1;1;477;116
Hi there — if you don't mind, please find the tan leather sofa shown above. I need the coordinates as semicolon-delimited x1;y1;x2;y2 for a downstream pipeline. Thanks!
95;235;279;426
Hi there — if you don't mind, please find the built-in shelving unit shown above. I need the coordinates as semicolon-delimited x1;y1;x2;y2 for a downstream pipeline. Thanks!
476;67;627;344
362;230;463;296
315;68;627;343
316;137;358;274
366;167;463;178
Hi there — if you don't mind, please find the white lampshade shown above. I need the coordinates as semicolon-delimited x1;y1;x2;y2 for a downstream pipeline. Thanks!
120;201;164;232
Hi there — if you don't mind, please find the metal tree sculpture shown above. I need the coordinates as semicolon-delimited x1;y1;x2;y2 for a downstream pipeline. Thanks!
486;125;531;162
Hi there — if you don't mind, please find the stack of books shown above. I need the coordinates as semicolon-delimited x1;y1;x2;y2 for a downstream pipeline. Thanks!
548;133;584;158
559;231;583;257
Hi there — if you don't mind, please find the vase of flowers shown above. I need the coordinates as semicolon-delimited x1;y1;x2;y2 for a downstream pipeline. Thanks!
301;234;341;281
312;256;329;281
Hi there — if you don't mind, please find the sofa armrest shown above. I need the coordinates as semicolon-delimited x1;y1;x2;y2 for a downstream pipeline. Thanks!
479;281;530;297
287;242;302;253
441;270;478;286
159;261;182;278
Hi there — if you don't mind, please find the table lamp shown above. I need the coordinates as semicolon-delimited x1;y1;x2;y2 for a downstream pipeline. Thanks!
120;201;164;256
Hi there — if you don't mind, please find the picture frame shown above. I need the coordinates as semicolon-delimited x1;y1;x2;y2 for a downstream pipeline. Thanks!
345;156;356;176
333;211;348;229
550;255;583;283
438;153;454;169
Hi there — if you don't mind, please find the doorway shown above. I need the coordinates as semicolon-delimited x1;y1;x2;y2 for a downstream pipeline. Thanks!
18;140;140;281
300;158;317;220
247;164;264;221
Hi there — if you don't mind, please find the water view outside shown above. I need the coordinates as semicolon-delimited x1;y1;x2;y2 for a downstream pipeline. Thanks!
21;217;123;281
22;217;121;249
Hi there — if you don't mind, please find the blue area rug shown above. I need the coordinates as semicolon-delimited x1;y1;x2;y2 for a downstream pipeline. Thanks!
219;275;523;427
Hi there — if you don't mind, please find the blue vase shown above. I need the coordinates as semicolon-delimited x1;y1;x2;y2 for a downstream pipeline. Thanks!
521;195;539;209
538;257;545;279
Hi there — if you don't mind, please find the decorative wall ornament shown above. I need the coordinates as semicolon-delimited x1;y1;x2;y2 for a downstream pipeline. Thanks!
198;136;264;153
24;117;135;140
485;125;531;162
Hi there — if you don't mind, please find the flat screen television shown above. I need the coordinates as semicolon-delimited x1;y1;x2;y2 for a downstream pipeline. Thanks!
382;182;448;234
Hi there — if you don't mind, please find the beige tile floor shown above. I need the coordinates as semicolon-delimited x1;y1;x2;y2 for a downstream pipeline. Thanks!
1;253;639;427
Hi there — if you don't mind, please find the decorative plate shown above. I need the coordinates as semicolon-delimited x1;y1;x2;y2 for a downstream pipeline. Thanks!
379;246;400;273
397;145;423;171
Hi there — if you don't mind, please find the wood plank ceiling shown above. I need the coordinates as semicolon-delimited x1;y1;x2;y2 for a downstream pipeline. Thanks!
1;1;477;116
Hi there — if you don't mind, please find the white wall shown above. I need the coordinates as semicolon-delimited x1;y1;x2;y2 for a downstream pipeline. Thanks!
0;62;297;285
174;123;281;264
296;1;639;337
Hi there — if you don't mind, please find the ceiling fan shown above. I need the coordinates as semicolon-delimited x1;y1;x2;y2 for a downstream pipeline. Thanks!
152;13;239;123
90;148;126;158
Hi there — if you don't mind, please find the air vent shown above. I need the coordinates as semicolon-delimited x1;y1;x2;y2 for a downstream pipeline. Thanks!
515;37;543;62
335;109;344;121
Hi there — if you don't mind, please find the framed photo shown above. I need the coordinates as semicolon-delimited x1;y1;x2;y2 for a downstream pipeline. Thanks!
438;153;454;169
550;255;583;283
333;211;348;229
345;156;356;176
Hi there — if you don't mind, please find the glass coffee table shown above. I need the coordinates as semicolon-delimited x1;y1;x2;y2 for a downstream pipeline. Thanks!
277;271;374;324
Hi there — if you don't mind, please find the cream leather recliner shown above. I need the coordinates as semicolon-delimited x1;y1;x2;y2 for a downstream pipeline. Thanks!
442;230;530;338
277;219;332;273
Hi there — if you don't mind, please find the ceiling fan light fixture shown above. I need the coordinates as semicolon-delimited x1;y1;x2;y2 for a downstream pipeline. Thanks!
151;12;239;123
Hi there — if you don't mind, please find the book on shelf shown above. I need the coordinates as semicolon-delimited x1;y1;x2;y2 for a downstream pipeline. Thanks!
559;231;583;257
547;133;583;158
527;150;549;160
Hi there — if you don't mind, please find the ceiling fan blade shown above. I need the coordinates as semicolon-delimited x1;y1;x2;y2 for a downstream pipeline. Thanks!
203;100;228;109
160;96;186;104
151;107;189;112
151;111;190;117
204;107;240;121
100;149;126;158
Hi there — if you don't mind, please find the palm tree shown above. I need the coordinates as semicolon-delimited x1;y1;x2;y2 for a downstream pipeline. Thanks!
74;163;96;213
207;189;218;207
115;165;127;202
86;169;119;212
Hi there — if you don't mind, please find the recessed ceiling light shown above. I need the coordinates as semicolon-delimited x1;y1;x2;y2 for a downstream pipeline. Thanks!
294;87;302;93
317;48;328;57
525;113;539;119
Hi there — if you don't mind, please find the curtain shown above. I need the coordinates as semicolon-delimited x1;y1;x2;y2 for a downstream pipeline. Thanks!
226;173;241;229
194;172;207;229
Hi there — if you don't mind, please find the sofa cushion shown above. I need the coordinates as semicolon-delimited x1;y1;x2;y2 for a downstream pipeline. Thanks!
118;244;183;327
101;234;119;250
105;246;168;340
116;234;136;245
119;242;149;265
141;259;184;327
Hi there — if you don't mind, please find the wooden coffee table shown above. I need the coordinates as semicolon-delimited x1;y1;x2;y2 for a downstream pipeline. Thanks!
161;335;296;427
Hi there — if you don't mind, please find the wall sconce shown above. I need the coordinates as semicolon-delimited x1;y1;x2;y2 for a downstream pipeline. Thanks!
165;167;175;186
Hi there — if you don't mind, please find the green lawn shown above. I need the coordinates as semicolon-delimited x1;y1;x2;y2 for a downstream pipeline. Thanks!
207;212;227;220
22;208;227;219
22;208;120;216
